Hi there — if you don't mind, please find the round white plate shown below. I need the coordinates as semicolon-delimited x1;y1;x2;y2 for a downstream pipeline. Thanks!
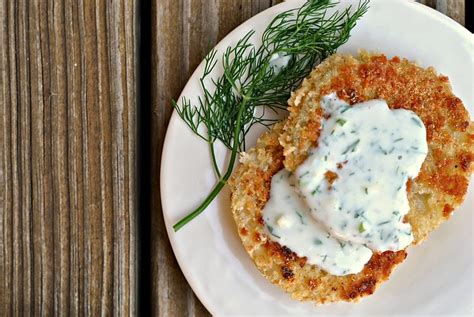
161;0;474;315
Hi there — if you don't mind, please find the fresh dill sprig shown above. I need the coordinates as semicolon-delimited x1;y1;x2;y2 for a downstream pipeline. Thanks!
172;0;369;231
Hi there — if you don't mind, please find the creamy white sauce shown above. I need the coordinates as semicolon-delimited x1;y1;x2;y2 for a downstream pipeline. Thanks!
263;169;373;276
263;93;428;275
296;93;427;251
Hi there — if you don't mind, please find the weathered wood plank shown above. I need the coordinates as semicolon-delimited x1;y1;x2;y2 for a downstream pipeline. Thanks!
0;0;137;315
417;0;466;25
441;0;465;26
417;0;437;8
152;0;192;315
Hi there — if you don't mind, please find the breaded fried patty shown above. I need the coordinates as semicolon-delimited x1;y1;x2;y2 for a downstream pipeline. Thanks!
229;52;473;303
280;52;473;243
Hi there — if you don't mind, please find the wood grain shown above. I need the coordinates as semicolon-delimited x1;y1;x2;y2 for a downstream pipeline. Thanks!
152;0;466;316
417;0;465;25
0;0;137;315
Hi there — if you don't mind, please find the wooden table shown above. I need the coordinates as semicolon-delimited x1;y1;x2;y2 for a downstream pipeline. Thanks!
0;0;469;315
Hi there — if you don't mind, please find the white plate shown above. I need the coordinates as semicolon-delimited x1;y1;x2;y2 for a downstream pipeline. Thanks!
161;0;474;315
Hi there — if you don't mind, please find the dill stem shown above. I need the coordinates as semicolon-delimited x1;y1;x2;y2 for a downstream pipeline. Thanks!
173;95;250;231
208;140;222;178
172;178;226;231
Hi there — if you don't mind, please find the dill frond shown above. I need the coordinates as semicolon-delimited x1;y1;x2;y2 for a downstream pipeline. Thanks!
173;0;369;231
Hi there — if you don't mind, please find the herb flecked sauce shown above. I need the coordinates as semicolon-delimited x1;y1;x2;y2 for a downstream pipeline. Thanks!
263;93;427;276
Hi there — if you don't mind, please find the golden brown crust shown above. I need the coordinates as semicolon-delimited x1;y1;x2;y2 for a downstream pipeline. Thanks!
229;52;473;304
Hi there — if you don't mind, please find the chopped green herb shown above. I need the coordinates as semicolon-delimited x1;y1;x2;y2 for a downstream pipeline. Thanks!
378;145;388;155
299;171;310;178
342;139;360;154
322;254;328;263
393;137;404;142
411;117;423;127
311;185;320;196
336;118;347;126
266;225;281;239
295;211;305;225
392;210;400;216
324;155;328;161
356;210;371;223
377;220;390;226
314;238;322;245
339;241;346;249
358;222;366;233
354;209;365;218
340;106;351;113
364;187;368;194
